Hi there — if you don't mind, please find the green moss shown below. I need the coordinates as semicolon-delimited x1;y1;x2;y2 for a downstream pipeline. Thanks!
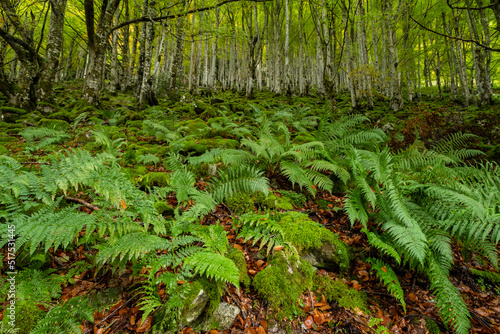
134;165;148;175
137;172;171;188
0;144;8;155
292;132;316;144
154;202;175;216
182;138;239;154
313;275;368;312
50;111;74;122
260;194;294;210
126;120;143;128
277;212;349;270
0;107;28;115
175;118;208;136
277;190;307;207
225;194;255;216
253;252;314;320
1;300;45;333
38;118;70;131
226;246;250;286
0;136;17;143
5;129;20;135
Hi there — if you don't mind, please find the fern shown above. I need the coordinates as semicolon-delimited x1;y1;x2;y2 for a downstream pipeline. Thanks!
366;258;406;312
184;251;240;287
209;165;269;203
20;127;70;153
363;228;401;264
96;232;167;265
137;153;160;165
427;256;471;334
31;297;94;334
470;268;500;285
236;213;286;255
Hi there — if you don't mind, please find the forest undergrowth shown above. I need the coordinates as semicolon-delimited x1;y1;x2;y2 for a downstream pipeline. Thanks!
0;82;499;334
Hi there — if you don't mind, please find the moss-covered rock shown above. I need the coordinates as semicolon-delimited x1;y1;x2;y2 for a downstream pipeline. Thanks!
313;275;368;312
181;138;239;155
38;118;70;131
0;144;9;155
277;212;350;271
126;120;143;128
154;201;175;216
175;118;208;136
225;194;255;216
0;136;17;143
49;110;74;122
260;194;294;210
253;252;314;319
1;300;45;333
226;246;250;286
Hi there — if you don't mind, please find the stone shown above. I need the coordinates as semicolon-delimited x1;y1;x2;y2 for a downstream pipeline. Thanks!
181;288;209;324
200;302;240;331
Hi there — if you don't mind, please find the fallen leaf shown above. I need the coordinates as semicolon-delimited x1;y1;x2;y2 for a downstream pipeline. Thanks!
248;269;257;275
381;266;388;272
233;244;243;251
260;319;268;329
313;313;325;324
136;316;153;332
255;326;266;334
209;330;219;334
474;308;490;317
408;293;418;302
353;283;361;290
274;245;284;251
304;315;314;329
121;200;127;210
177;280;185;285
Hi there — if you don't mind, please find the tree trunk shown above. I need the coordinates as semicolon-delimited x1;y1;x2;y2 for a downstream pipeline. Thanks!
83;0;121;106
138;1;156;109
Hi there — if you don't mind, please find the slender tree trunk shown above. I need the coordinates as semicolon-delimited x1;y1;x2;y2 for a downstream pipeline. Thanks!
109;6;121;93
138;1;156;109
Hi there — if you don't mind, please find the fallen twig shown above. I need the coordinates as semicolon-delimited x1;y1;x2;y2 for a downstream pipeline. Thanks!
65;196;100;211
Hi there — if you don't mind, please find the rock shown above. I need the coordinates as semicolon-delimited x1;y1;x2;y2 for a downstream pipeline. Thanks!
301;241;342;270
90;287;122;310
181;288;209;324
382;123;395;132
200;302;240;331
267;320;287;334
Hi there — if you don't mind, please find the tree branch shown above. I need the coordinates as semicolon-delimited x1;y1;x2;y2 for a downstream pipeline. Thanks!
410;14;500;52
446;0;497;10
109;0;272;33
65;196;100;211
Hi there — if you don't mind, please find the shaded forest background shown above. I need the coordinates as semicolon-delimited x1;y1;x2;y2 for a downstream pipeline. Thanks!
0;0;499;111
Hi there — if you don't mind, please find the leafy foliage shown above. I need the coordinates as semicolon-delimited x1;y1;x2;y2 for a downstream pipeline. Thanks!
366;258;406;312
343;134;498;333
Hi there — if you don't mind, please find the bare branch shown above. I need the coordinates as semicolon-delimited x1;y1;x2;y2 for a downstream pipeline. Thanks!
410;14;500;52
109;0;272;33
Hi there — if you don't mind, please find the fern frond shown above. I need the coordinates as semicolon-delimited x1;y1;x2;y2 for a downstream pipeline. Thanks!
366;258;406;312
184;251;240;287
363;228;401;264
427;256;471;334
210;165;269;203
96;232;167;265
32;297;94;334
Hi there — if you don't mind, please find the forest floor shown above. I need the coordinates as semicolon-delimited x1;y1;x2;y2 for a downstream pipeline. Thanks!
1;82;500;334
